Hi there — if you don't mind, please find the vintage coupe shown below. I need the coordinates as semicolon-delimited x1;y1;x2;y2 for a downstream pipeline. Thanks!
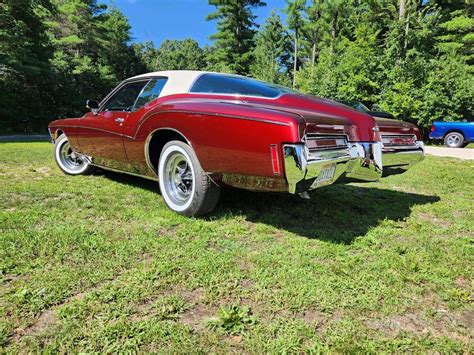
48;71;423;216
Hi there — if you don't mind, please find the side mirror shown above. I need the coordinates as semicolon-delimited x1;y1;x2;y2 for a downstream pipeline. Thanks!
86;99;99;110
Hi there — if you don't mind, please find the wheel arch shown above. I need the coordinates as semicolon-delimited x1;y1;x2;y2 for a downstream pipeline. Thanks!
145;128;191;173
55;129;65;140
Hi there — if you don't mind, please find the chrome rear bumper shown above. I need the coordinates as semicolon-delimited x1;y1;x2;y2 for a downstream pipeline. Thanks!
283;142;383;194
382;141;425;169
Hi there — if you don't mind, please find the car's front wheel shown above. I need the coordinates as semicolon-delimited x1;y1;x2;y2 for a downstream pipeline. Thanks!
54;134;94;175
158;141;220;216
444;132;464;148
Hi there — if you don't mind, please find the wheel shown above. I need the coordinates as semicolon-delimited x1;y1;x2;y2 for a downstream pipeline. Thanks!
158;141;220;216
54;134;93;175
444;132;464;148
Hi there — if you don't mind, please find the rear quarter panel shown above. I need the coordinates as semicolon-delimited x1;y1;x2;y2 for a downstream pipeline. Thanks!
125;98;302;179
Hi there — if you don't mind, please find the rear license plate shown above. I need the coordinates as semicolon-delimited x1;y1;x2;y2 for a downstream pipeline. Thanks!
312;164;336;187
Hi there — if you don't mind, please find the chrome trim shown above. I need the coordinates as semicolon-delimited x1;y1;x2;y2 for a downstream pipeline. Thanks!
345;142;383;181
222;174;287;192
187;72;286;101
382;140;424;169
98;78;152;112
144;127;192;174
283;142;383;194
304;133;349;152
90;164;158;181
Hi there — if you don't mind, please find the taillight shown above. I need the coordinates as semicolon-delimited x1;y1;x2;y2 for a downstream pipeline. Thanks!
431;125;435;132
270;144;280;176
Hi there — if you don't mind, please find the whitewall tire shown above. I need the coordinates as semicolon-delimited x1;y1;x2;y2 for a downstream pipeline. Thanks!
54;134;93;175
158;141;220;216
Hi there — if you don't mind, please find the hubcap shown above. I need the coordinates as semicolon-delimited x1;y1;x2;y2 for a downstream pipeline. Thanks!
447;134;460;147
59;141;87;171
164;152;194;206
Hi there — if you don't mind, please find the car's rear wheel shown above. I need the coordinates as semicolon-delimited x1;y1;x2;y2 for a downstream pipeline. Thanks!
158;141;220;216
444;132;464;148
54;134;93;175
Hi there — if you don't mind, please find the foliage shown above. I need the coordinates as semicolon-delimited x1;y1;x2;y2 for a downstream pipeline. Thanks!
208;304;256;334
0;0;146;133
206;0;266;74
147;39;206;72
250;11;291;85
1;0;473;133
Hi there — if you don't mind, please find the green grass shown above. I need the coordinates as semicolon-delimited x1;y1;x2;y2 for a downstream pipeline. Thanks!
1;142;473;352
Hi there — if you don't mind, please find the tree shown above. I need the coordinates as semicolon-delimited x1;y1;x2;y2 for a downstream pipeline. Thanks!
99;6;146;80
283;0;305;87
206;0;266;74
250;11;291;84
0;0;54;133
436;9;474;63
150;39;206;71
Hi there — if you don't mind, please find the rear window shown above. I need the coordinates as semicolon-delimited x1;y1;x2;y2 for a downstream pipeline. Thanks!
190;73;294;98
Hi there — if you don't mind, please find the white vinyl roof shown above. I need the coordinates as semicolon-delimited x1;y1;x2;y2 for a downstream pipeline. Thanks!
129;70;237;97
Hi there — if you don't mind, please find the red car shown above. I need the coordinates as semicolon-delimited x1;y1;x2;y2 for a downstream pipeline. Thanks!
48;71;417;216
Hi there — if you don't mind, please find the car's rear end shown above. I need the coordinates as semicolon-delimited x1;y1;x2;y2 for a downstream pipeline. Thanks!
273;94;384;194
374;117;424;175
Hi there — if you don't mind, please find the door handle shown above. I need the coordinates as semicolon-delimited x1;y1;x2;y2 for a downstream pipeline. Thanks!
115;117;125;123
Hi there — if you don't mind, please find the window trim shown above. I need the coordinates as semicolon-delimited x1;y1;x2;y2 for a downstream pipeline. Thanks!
187;73;286;100
131;77;169;112
99;79;151;112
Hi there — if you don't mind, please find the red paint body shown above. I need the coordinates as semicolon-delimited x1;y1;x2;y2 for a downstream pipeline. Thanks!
375;117;422;140
49;90;400;189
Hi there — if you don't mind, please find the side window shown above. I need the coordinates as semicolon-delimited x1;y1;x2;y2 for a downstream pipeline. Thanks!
102;81;148;112
133;78;168;110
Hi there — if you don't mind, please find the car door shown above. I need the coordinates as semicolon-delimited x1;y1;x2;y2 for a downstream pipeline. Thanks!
77;80;149;170
121;78;169;174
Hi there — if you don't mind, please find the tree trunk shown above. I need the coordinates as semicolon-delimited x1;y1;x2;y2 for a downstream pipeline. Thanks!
293;30;297;89
404;12;410;52
399;0;406;20
330;13;337;56
311;41;316;75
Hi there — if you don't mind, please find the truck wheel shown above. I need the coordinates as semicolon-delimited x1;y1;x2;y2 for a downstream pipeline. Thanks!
54;134;94;175
158;141;220;216
444;132;464;148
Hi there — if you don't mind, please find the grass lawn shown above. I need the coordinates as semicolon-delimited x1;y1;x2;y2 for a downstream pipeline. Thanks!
1;142;473;352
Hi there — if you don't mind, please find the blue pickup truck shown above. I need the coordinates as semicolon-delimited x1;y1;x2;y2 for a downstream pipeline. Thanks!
429;121;474;148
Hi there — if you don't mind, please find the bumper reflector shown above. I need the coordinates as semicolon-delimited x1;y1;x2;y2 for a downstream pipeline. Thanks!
270;144;280;176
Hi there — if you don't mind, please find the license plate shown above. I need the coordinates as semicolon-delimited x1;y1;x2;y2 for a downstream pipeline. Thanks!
312;164;336;187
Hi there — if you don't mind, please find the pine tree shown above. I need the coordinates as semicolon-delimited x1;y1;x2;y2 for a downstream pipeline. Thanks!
250;11;291;84
283;0;306;87
206;0;266;74
0;0;54;132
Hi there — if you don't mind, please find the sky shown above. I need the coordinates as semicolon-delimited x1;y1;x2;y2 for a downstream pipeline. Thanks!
106;0;288;47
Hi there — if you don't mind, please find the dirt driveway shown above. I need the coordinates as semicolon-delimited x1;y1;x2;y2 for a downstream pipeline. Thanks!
424;146;474;160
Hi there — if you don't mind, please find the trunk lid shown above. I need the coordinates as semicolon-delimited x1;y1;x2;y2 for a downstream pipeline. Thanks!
272;94;378;142
374;117;421;140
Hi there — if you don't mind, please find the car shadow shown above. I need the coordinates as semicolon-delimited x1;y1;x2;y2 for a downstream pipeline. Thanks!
213;184;439;244
97;170;439;245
